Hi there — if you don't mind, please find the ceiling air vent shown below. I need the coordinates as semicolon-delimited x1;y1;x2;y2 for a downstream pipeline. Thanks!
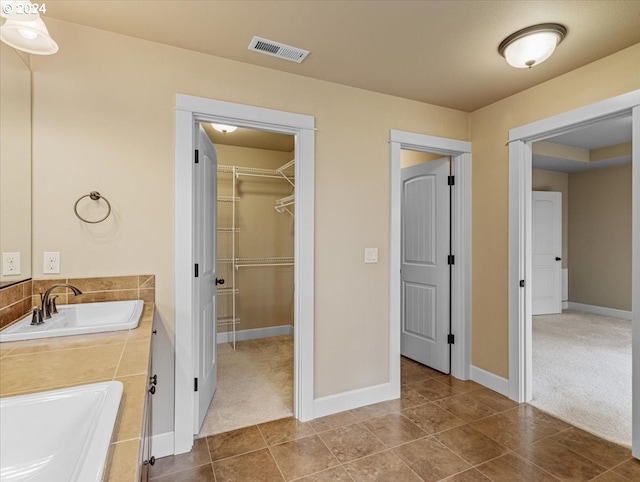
248;36;309;63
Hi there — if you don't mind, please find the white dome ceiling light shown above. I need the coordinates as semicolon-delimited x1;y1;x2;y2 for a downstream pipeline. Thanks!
0;1;58;55
211;124;238;134
498;23;567;69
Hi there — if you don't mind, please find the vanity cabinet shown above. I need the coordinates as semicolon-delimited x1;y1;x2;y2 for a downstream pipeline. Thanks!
140;329;157;481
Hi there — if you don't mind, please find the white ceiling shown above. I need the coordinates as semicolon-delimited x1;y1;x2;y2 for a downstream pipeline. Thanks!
43;0;640;112
532;115;633;173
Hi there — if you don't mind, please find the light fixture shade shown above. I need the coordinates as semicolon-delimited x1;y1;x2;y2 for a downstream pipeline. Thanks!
499;23;566;68
0;1;39;21
0;16;58;54
211;123;238;133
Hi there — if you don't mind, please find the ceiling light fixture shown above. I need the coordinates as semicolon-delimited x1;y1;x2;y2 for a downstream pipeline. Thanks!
498;23;566;69
0;1;58;55
211;123;238;134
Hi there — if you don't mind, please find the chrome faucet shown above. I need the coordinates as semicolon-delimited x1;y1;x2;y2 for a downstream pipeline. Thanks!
40;284;83;319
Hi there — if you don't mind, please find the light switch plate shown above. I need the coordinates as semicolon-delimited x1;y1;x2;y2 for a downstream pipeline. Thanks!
364;247;378;264
2;252;21;276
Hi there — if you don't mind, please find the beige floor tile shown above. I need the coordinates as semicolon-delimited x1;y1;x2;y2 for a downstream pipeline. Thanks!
214;448;284;482
310;410;358;433
150;438;211;479
318;422;386;463
545;427;631;469
613;458;640;480
393;437;471;482
343;450;422;482
441;468;492;481
401;402;466;434
434;393;500;422
475;452;560;481
150;463;215;481
434;424;509;465
361;412;427;448
207;425;267;461
399;384;430;410
407;378;460;401
348;399;403;422
258;417;315;446
293;465;353;481
465;387;519;412
268;434;340;480
591;470;634;482
516;437;607;481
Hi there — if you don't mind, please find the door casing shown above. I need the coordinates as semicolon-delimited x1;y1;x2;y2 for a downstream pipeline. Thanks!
175;94;315;455
507;89;640;458
389;130;472;395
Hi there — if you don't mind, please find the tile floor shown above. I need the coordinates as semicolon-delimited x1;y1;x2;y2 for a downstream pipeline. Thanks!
150;357;640;481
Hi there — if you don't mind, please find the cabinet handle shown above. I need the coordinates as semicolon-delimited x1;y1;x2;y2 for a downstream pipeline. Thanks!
149;385;156;395
152;329;157;335
150;374;158;385
149;456;156;466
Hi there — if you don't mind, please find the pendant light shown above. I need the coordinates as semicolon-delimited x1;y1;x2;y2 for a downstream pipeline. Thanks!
211;124;238;134
498;23;566;69
0;1;58;55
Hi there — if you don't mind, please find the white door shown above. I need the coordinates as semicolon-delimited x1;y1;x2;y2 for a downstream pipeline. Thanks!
401;157;450;373
194;125;218;433
532;191;562;315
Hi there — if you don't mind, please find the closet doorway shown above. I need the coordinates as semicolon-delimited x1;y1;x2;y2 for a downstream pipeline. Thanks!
198;124;296;437
174;94;315;455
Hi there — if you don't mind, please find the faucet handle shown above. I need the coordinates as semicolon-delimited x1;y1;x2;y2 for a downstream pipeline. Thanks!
48;295;59;315
31;307;44;325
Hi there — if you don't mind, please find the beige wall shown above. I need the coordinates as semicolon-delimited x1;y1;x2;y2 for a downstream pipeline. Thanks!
532;169;569;268
400;150;446;168
470;43;640;378
568;164;632;311
214;143;294;332
29;19;469;433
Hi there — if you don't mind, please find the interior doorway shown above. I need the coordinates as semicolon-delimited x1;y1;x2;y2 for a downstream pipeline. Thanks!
507;89;640;457
174;94;315;455
389;130;472;396
197;123;296;437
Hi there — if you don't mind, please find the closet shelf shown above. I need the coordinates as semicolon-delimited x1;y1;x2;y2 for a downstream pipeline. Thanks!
217;288;239;296
217;227;240;233
235;257;294;268
218;196;240;202
218;164;294;179
217;317;240;327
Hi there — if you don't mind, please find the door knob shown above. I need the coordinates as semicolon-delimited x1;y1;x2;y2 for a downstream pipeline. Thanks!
216;278;225;285
555;257;562;261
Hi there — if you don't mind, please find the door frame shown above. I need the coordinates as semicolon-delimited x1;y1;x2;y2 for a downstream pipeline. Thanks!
174;94;315;454
389;130;472;393
507;89;640;456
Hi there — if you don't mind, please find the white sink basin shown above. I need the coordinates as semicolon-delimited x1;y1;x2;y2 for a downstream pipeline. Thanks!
0;381;123;481
0;300;144;342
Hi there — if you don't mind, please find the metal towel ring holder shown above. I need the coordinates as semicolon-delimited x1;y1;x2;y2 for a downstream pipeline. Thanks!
74;191;112;224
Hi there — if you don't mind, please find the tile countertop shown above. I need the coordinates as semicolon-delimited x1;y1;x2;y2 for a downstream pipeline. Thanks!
0;301;155;481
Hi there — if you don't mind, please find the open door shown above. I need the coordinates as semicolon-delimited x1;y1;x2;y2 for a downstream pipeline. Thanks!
194;125;218;433
532;191;562;315
400;157;450;373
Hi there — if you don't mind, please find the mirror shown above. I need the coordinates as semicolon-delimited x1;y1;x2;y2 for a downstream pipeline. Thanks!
0;43;32;287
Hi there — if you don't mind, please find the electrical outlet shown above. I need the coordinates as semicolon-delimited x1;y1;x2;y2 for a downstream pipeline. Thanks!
43;251;61;274
2;252;21;275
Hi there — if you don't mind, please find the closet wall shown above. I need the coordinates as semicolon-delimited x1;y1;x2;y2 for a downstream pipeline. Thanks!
215;143;295;334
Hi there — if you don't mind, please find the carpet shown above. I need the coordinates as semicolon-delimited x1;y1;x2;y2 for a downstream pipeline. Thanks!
531;310;632;447
196;335;294;438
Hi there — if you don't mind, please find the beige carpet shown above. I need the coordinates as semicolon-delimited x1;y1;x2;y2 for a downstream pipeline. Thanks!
531;310;632;447
196;335;293;438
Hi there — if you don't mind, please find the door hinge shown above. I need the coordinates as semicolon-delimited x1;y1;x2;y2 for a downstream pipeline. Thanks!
194;149;199;164
519;279;525;287
194;378;198;392
448;255;455;265
447;334;455;344
195;263;199;277
448;175;455;186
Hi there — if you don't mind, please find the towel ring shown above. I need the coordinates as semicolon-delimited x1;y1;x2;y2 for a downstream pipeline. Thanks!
74;191;112;224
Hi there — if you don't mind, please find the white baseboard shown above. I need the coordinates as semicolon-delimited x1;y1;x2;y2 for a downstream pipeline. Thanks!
313;382;398;419
470;365;509;397
151;431;175;458
566;302;632;320
217;325;294;344
562;301;569;310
